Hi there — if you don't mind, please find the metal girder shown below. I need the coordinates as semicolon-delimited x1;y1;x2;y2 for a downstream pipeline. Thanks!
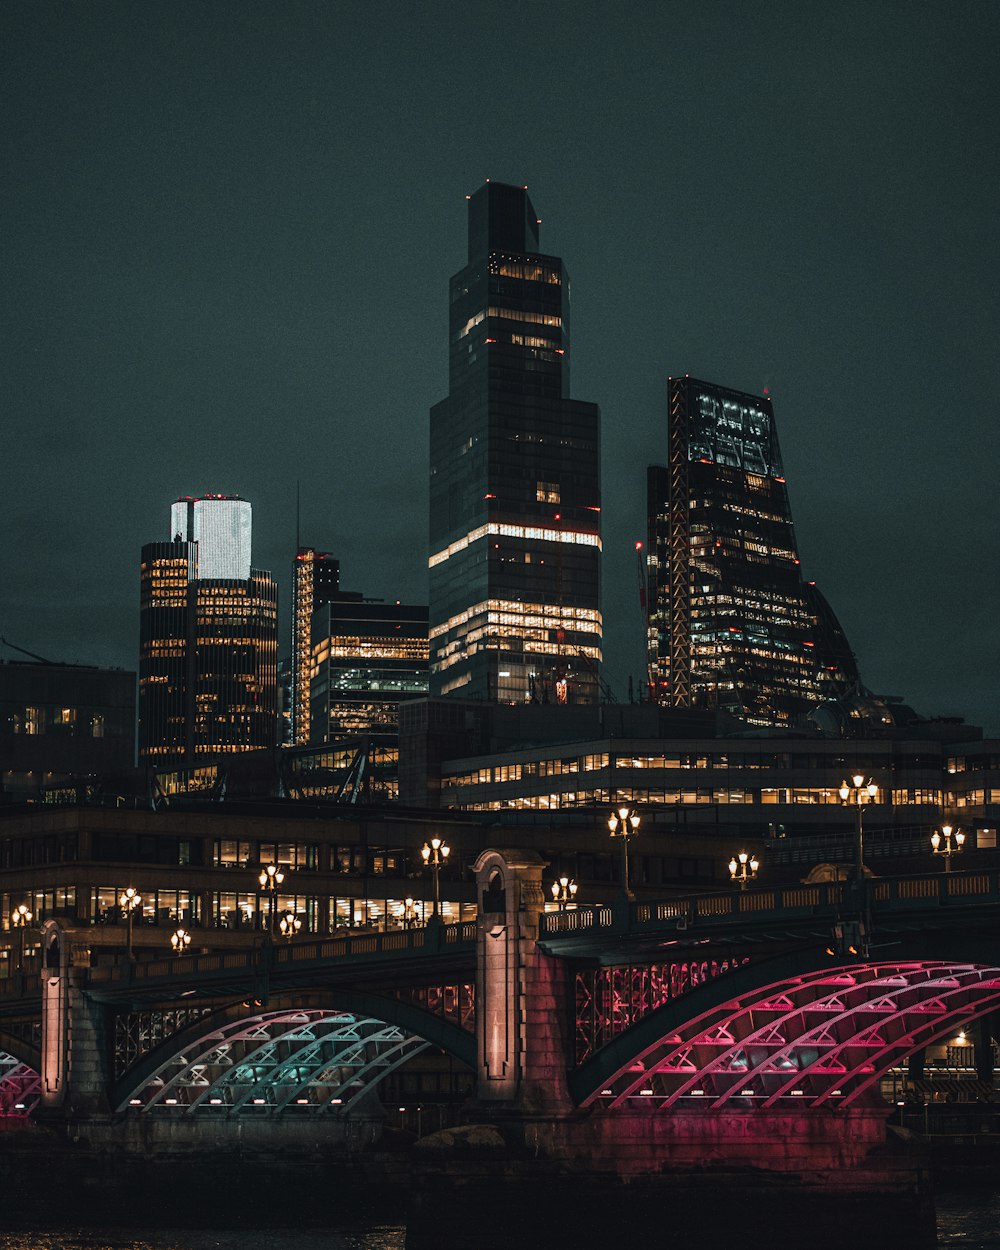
578;958;1000;1112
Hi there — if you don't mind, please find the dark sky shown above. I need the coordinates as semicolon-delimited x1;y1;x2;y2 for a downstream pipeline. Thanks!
3;1;998;735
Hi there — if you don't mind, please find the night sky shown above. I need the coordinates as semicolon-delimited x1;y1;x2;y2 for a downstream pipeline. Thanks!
4;2;997;735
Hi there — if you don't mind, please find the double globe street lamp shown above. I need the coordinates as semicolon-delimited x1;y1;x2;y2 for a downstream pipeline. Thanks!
608;806;640;899
421;837;450;920
119;886;142;962
11;903;33;973
931;824;965;871
258;864;286;938
729;851;760;890
551;876;578;910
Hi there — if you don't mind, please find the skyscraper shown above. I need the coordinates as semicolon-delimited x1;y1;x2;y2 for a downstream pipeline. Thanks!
139;495;278;763
647;376;859;726
291;548;340;746
428;181;602;705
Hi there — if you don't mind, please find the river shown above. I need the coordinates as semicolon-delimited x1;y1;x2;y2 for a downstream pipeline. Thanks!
0;1196;997;1250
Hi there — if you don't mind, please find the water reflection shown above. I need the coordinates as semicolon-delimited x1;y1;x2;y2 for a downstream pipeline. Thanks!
0;1233;406;1250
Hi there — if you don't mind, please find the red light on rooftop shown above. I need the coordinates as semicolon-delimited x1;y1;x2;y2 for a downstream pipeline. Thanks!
485;337;496;344
803;641;815;647
554;513;561;520
484;493;496;499
635;541;643;551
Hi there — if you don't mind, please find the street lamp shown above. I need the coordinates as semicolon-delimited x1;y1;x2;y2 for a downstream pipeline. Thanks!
118;886;142;962
421;838;450;920
608;805;640;899
551;876;578;910
728;851;760;890
278;911;302;940
931;824;965;872
257;864;286;937
170;927;191;954
11;903;32;973
838;774;878;883
402;897;419;929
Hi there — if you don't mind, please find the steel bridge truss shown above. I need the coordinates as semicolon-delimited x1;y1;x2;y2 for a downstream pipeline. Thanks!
586;961;1000;1111
575;955;748;1063
116;1008;451;1116
0;1051;40;1117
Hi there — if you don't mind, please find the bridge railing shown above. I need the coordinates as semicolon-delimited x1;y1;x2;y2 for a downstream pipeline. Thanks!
86;919;476;986
538;868;1000;941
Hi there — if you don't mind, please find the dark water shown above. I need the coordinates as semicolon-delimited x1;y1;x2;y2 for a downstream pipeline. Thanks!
0;1200;997;1250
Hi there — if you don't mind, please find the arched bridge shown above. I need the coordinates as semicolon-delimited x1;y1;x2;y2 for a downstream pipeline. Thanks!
1;855;999;1150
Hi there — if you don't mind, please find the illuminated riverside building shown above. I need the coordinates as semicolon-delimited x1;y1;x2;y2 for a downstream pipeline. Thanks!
647;377;859;726
138;497;278;765
291;548;340;746
399;699;997;861
428;181;602;705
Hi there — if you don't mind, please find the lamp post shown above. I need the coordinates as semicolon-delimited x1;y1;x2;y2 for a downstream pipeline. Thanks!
118;886;142;962
402;897;419;930
838;774;878;958
278;911;302;940
728;851;760;890
838;774;878;884
551;876;578;910
931;824;965;872
11;903;32;973
170;927;191;955
257;864;286;938
421;838;450;920
608;805;640;899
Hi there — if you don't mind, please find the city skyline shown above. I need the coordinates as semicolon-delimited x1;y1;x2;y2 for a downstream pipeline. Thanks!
3;3;997;734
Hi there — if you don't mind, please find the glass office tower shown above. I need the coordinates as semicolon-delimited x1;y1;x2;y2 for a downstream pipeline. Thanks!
429;182;602;704
291;548;340;746
139;498;278;763
310;598;429;746
647;376;859;726
170;495;252;581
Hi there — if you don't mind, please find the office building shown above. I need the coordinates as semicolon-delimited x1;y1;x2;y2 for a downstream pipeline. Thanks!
139;496;278;764
291;548;341;746
647;377;859;726
0;658;135;802
428;181;602;705
310;598;429;795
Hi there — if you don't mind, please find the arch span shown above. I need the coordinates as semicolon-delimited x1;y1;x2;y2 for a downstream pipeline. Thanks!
571;940;1000;1111
114;987;475;1115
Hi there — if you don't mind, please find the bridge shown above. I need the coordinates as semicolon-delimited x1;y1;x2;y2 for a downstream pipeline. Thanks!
1;850;998;1180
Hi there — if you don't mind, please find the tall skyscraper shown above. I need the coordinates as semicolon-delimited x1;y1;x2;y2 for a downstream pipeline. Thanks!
647;376;859;726
291;548;340;746
139;495;278;763
428;181;602;705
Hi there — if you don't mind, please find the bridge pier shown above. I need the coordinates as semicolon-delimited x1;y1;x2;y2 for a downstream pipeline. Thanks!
473;848;573;1114
38;921;110;1120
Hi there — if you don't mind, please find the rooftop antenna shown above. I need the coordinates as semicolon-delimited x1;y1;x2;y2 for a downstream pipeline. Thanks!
295;479;301;553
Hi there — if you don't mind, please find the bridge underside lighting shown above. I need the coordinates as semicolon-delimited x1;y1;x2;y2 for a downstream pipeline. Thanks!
115;1006;472;1118
586;961;1000;1112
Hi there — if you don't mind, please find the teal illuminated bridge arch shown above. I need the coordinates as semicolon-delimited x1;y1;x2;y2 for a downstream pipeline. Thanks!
113;989;475;1116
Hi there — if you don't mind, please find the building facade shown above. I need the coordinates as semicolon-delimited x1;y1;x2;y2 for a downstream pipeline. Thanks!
310;598;429;753
139;497;278;765
428;181;602;705
291;548;341;746
0;660;136;802
647;376;859;726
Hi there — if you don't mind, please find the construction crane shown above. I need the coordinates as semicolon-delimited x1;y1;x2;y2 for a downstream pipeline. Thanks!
0;636;55;665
